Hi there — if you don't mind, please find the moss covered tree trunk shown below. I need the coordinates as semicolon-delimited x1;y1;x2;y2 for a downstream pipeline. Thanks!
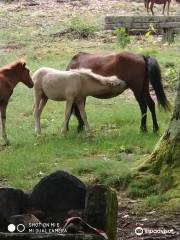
140;81;180;195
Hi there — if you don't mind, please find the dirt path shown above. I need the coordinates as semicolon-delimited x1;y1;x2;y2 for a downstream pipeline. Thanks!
2;0;180;23
117;197;180;240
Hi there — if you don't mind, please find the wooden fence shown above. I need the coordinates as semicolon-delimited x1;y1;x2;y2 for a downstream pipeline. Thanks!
105;16;180;43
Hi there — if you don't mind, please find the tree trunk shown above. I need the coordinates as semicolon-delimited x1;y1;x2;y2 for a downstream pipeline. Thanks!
139;80;180;194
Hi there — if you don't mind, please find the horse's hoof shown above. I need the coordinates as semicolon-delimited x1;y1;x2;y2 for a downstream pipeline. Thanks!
140;127;148;133
153;126;159;133
61;128;67;136
77;126;84;133
85;126;91;132
0;139;10;146
35;133;42;138
35;129;41;135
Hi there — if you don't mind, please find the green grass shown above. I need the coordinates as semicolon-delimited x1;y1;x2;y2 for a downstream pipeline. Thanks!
0;84;170;190
0;6;179;209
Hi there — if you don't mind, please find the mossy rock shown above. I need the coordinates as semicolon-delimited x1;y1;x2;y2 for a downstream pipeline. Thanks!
84;185;118;240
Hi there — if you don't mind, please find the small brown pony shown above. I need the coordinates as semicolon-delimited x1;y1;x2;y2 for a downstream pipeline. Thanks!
0;60;33;145
66;51;170;133
144;0;179;15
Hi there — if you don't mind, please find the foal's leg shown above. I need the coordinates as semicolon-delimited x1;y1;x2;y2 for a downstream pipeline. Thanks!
147;94;159;132
0;103;9;145
34;92;43;134
76;101;90;132
61;99;74;135
39;96;48;116
136;95;148;132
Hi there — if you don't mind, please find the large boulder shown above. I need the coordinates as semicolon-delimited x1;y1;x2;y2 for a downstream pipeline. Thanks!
0;214;9;232
0;187;28;232
0;187;28;219
29;171;86;223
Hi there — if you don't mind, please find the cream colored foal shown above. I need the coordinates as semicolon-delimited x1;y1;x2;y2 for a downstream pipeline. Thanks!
33;67;127;135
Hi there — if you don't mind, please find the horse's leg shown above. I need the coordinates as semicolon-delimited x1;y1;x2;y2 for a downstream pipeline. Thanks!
76;101;90;132
163;2;166;15
147;94;159;132
167;0;170;15
0;103;9;145
136;95;148;132
34;92;43;135
150;1;154;15
147;0;150;13
61;99;74;134
73;102;85;132
144;0;147;8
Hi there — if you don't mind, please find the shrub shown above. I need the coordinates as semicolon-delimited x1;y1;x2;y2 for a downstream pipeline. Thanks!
114;28;130;48
64;16;97;39
127;175;158;198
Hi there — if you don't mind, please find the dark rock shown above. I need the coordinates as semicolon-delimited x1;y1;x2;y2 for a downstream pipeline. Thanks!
0;213;9;232
26;208;45;220
0;187;28;220
67;209;83;218
9;214;41;228
29;171;86;222
65;223;81;234
84;185;118;240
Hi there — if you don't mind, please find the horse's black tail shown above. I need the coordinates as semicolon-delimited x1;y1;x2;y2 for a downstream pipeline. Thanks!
145;56;171;111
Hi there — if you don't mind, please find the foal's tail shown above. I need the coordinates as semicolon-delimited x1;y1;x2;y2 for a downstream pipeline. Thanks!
145;56;171;111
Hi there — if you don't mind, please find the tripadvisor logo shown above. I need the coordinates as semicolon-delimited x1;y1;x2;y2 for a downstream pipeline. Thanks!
135;227;144;236
135;227;176;236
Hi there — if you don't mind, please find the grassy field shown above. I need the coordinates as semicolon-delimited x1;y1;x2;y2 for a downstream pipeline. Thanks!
0;3;179;210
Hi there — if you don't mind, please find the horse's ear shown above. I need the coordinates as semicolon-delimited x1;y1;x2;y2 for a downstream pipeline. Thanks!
22;61;26;68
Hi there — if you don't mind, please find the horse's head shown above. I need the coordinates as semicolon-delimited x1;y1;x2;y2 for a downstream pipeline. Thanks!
15;60;34;88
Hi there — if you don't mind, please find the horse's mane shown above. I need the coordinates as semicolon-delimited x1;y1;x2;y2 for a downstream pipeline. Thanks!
1;60;26;72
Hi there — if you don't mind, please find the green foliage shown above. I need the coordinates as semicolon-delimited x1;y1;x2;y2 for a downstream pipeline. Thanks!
159;170;174;193
164;64;180;90
114;27;130;48
64;16;98;39
143;193;171;209
127;175;159;198
145;23;157;40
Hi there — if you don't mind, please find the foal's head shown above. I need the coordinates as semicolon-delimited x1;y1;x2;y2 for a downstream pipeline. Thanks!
10;60;34;88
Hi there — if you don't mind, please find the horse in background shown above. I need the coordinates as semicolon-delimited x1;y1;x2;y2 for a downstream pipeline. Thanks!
66;51;170;133
33;67;126;135
0;60;33;145
145;0;171;15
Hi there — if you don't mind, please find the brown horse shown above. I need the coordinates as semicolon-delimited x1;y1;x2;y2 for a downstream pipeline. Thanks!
145;0;171;15
0;60;33;145
66;51;170;133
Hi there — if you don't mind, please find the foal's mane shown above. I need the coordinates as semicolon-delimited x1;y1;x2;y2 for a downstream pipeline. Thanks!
71;68;101;81
1;60;26;72
70;68;119;84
